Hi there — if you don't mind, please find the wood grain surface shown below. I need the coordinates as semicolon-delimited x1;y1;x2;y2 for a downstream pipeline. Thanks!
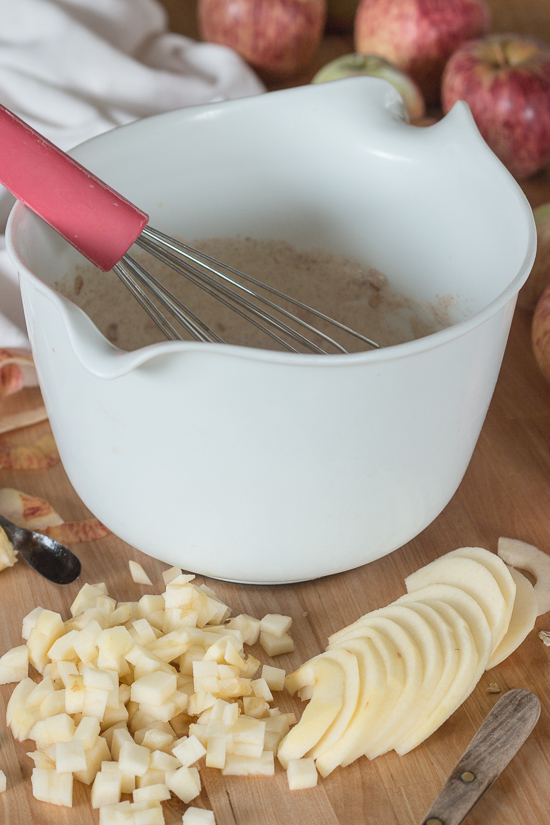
1;1;550;823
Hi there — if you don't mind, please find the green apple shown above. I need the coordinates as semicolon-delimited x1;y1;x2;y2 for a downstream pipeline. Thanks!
312;53;425;121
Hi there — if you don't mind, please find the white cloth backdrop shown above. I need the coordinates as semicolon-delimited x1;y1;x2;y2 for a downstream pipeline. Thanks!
0;0;265;346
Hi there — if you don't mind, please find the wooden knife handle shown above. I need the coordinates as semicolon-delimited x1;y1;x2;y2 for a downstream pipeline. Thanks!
419;689;540;825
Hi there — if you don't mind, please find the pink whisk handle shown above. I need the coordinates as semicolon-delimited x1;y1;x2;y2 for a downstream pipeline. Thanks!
0;105;149;271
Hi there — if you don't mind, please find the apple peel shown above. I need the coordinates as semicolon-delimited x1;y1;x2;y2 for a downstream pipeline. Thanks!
43;519;110;545
497;537;550;616
0;349;38;398
0;487;110;544
0;434;60;470
0;488;63;530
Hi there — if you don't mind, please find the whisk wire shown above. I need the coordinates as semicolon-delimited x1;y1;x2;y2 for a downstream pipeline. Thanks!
139;226;380;352
134;235;333;354
113;262;182;342
117;256;223;344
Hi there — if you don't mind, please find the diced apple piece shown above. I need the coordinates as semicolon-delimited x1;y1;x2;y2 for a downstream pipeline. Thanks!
129;560;153;586
22;606;44;640
0;525;17;571
259;632;294;657
101;761;136;795
0;770;6;793
31;767;73;807
0;644;28;684
206;736;226;769
27;750;56;770
149;750;180;772
251;678;273;702
48;629;80;662
57;660;79;687
135;769;166;789
30;713;75;749
172;734;206;767
39;688;67;720
260;614;292;638
73;735;111;785
131;671;177;706
182;808;216;825
222;751;274;776
133;783;170;803
165;765;201;803
70;583;107;617
73;716;100;750
91;770;122;809
162;566;182;584
261;665;285;692
97;626;134;659
226;614;261;645
65;674;86;714
243;697;270;718
136;728;174;753
132;620;158;647
55;738;87;773
98;801;134;825
82;686;110;720
111;727;135;761
287;757;317;790
119;740;151;777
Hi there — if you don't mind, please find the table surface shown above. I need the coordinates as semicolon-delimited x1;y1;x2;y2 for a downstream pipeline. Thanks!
2;2;550;823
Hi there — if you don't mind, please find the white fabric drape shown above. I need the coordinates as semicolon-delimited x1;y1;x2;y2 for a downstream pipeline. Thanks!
0;0;265;346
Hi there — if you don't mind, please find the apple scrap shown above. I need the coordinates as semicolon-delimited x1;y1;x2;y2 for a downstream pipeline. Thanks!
0;488;110;558
0;348;48;435
0;568;296;821
279;541;544;775
0;433;60;471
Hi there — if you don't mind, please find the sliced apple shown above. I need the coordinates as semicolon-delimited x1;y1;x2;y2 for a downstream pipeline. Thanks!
314;633;389;776
405;554;507;652
329;612;424;761
444;547;516;648
277;657;345;769
395;584;493;668
487;567;537;668
497;537;550;616
308;648;360;762
387;601;460;751
393;599;478;755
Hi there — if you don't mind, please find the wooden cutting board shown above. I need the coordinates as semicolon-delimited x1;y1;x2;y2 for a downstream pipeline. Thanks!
2;264;550;825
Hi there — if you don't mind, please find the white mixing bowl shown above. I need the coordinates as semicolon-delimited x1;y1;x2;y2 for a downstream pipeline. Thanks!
6;78;536;583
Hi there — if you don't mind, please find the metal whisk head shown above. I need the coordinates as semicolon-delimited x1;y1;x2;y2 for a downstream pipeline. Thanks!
113;227;379;355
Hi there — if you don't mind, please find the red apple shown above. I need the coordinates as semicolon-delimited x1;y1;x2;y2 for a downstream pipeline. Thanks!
354;0;491;104
312;54;426;121
442;34;550;180
198;0;327;79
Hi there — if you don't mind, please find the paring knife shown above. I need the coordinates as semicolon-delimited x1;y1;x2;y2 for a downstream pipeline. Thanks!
419;688;540;825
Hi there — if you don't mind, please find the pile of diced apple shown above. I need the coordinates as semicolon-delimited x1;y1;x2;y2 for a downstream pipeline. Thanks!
0;567;297;822
278;540;546;776
1;537;548;820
